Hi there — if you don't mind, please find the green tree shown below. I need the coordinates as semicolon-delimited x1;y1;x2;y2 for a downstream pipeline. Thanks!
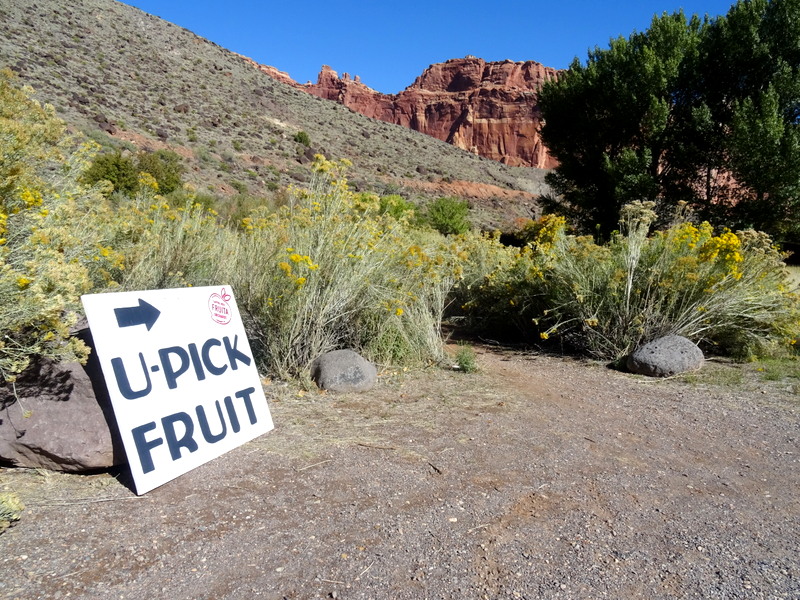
80;150;138;194
539;0;800;241
698;0;800;238
424;196;471;235
539;11;704;236
136;149;185;195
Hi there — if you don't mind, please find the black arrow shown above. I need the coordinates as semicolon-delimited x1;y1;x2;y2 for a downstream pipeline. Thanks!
114;299;161;331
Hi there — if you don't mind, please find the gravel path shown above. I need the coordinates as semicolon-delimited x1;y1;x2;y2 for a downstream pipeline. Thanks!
1;348;798;599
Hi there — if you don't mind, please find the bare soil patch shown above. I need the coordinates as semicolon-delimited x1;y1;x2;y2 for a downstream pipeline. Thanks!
1;346;798;599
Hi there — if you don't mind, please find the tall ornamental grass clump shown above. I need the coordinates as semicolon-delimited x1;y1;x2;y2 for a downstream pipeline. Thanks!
456;202;800;360
233;157;457;377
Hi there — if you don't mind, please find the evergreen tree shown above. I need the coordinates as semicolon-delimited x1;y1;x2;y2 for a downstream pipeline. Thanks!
539;0;800;241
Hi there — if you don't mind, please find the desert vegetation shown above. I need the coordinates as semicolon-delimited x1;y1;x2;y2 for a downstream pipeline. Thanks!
1;0;799;389
0;0;548;231
1;65;799;385
454;204;799;361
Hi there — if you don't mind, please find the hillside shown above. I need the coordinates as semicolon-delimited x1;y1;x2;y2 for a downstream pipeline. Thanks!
0;0;551;230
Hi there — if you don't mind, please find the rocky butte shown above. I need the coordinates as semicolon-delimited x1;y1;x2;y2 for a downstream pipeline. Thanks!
242;55;560;168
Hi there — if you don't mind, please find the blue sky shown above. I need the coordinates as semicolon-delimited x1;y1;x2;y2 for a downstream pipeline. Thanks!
124;1;738;94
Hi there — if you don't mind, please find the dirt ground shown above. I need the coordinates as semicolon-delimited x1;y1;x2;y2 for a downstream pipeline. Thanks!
0;346;798;599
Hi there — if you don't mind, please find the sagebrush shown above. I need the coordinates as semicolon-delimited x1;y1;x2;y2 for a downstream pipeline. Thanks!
456;202;800;359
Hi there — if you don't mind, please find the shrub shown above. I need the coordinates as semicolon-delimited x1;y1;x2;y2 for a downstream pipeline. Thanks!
195;146;211;162
79;150;138;194
533;202;800;359
83;146;185;196
230;180;248;194
135;149;184;194
234;156;456;377
293;130;311;147
379;194;417;222
115;190;231;292
0;69;64;202
107;157;459;378
0;71;125;379
424;196;471;235
454;343;478;373
456;203;800;360
450;230;535;339
0;492;24;534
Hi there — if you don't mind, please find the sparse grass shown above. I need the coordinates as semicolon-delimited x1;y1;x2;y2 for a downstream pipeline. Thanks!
751;357;800;383
677;361;746;387
676;356;800;396
454;343;478;373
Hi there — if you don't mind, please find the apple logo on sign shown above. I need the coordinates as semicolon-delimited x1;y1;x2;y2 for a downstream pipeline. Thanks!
208;287;232;325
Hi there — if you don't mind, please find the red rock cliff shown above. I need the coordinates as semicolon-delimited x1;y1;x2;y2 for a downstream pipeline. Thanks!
246;55;559;168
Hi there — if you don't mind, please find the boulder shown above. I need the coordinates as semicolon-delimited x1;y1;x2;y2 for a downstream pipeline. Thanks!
0;339;124;472
626;335;704;377
310;350;377;393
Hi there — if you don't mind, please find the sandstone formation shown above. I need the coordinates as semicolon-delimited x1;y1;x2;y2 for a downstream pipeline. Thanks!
245;56;560;168
237;54;299;88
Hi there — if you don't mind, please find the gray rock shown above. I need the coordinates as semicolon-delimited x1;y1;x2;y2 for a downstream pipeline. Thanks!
310;350;377;392
0;344;124;472
627;334;704;377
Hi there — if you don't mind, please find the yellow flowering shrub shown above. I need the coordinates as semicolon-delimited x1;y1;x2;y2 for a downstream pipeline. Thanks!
453;201;799;360
451;230;538;338
232;156;458;376
114;182;231;292
0;71;131;378
531;203;799;359
0;491;24;533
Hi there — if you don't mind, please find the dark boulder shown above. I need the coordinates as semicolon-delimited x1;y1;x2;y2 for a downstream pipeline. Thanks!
310;350;377;393
627;335;704;377
0;333;124;472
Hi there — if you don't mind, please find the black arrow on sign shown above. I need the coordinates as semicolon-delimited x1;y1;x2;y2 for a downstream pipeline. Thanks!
114;299;161;331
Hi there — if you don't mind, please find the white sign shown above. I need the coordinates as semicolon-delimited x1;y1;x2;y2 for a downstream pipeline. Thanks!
81;286;274;494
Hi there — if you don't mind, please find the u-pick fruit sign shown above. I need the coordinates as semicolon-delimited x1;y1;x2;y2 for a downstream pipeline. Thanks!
81;286;274;495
